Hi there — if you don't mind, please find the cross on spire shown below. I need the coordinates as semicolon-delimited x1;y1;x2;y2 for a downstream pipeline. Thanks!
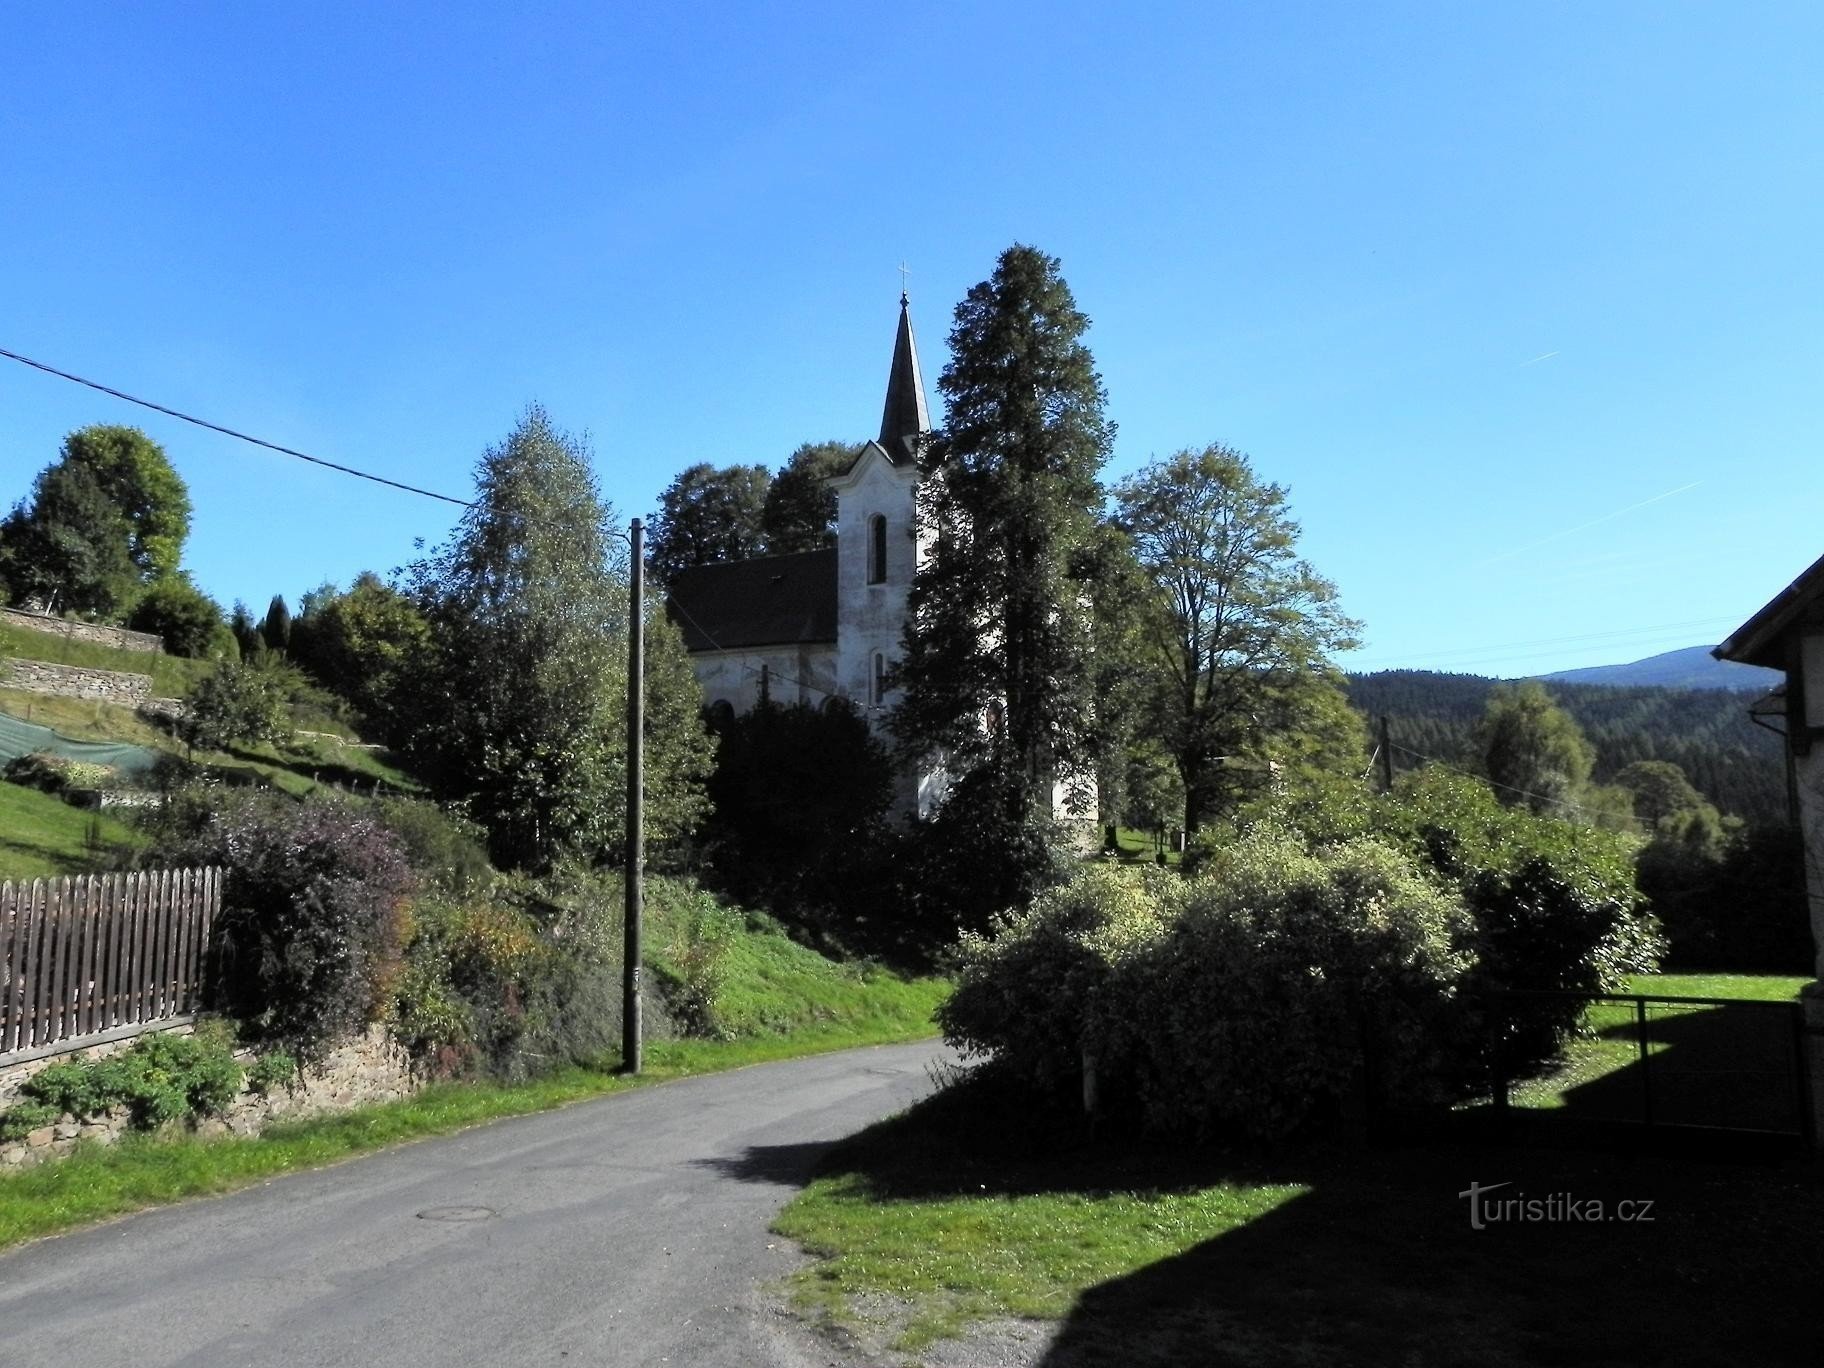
897;261;911;303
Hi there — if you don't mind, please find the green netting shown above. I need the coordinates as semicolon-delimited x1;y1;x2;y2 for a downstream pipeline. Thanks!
0;710;161;774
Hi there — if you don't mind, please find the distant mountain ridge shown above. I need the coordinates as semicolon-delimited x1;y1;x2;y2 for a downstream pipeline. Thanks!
1536;645;1778;693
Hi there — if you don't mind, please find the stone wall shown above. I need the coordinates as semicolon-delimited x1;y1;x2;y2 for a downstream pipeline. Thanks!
0;1024;423;1169
0;608;163;654
2;659;154;707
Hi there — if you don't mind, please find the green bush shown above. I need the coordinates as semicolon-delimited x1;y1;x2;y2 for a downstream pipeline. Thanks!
375;795;494;895
181;659;292;751
246;1050;298;1095
1114;837;1472;1140
2;751;117;799
0;1029;244;1137
126;575;226;658
172;793;415;1057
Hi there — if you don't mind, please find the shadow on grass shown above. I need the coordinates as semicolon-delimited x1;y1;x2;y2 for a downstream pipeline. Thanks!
759;1068;1824;1367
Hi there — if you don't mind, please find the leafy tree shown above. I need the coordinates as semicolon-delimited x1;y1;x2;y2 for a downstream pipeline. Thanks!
760;440;859;553
1477;681;1595;814
59;425;192;582
1114;445;1360;834
894;244;1113;839
0;459;140;615
126;574;227;658
646;462;772;583
182;659;293;751
260;594;292;654
701;698;895;921
296;573;432;740
404;407;714;870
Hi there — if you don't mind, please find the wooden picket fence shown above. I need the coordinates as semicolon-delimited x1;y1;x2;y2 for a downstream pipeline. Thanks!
0;868;220;1057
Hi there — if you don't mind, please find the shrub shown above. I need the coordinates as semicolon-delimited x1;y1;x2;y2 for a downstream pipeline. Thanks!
2;751;116;799
939;865;1174;1096
247;1050;298;1095
173;794;415;1057
181;659;291;751
0;1029;244;1136
126;575;226;658
375;795;494;895
650;883;741;1036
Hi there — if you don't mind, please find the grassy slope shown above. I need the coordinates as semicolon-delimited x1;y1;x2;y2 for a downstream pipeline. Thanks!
0;782;145;880
774;972;1820;1362
0;620;214;697
0;917;945;1249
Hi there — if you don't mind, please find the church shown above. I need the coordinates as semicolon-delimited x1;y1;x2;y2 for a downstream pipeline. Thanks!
664;293;944;816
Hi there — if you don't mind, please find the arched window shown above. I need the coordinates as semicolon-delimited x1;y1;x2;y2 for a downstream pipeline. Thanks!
868;514;887;584
708;699;736;730
871;652;887;707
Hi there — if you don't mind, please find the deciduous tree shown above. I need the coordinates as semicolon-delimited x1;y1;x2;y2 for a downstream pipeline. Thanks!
760;441;859;553
405;407;713;870
646;462;771;583
1477;681;1594;814
1114;445;1359;834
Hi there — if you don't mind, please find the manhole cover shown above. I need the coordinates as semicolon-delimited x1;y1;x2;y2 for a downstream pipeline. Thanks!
416;1205;497;1223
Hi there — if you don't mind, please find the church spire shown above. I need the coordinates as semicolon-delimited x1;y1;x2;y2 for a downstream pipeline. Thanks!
877;291;930;462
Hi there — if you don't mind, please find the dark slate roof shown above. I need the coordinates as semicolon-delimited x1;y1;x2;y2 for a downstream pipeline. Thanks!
876;292;930;465
1715;549;1824;670
665;548;837;652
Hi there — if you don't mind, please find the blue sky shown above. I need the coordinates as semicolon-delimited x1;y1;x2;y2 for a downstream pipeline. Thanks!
3;3;1819;678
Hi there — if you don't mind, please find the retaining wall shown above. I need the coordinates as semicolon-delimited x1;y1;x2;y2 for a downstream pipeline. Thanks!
0;1024;423;1168
2;659;154;708
0;608;163;654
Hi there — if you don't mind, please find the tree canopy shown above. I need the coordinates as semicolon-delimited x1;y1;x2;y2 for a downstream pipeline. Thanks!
893;244;1113;832
0;426;192;615
1115;444;1360;832
1477;681;1596;814
404;407;713;870
760;440;859;553
646;462;771;583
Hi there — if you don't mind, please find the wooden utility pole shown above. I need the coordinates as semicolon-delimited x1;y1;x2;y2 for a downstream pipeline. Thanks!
1378;715;1395;792
623;518;645;1075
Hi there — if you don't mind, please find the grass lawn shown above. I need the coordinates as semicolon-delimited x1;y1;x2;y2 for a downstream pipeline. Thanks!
0;780;145;881
773;1067;1824;1365
0;619;215;698
1507;973;1811;1127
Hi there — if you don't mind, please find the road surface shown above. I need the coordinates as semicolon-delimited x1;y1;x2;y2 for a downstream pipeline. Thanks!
0;1040;952;1368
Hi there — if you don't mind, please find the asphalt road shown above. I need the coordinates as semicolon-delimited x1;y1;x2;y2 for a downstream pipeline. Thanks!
0;1040;952;1368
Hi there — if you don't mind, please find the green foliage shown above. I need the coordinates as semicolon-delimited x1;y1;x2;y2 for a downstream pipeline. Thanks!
944;840;1471;1141
374;795;494;895
181;659;292;751
760;440;859;553
646;461;772;584
652;884;741;1036
0;1029;244;1137
1348;670;1785;827
290;572;432;741
4;750;116;796
171;793;416;1056
246;1050;298;1095
0;458;141;616
700;699;896;937
894;244;1111;835
1478;680;1595;813
259;594;291;654
125;574;226;658
1113;445;1360;833
403;406;713;870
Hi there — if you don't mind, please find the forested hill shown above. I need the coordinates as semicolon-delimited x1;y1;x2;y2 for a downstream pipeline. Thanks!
1346;670;1786;826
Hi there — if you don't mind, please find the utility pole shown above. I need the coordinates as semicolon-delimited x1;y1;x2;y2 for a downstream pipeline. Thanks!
1378;715;1395;792
623;518;645;1075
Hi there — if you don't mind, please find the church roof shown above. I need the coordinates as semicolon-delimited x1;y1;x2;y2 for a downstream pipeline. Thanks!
876;292;930;465
665;547;837;652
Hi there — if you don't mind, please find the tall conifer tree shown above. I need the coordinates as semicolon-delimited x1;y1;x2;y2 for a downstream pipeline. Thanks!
893;245;1113;830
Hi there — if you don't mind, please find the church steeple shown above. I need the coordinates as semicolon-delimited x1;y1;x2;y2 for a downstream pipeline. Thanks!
877;292;930;462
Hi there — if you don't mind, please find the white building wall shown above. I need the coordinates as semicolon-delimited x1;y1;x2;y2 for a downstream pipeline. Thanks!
690;643;839;716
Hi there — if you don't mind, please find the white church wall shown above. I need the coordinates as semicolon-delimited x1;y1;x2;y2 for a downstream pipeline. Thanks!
690;644;839;716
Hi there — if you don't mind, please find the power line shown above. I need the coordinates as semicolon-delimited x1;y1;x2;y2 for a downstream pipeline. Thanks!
0;345;474;508
1388;739;1649;834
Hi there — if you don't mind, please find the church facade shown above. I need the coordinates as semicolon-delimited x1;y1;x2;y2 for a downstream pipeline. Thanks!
665;294;943;815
